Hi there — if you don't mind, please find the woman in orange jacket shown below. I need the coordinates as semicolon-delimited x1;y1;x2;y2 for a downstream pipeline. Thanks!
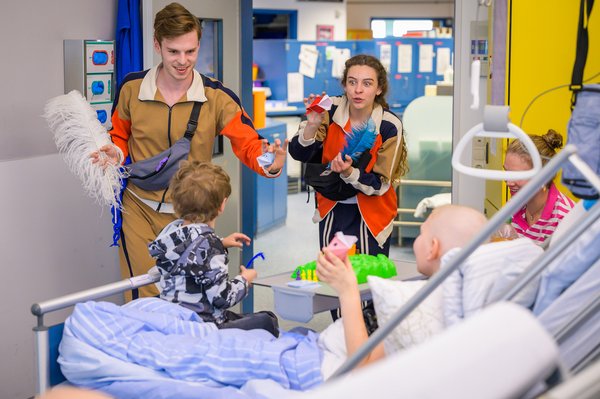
289;54;408;257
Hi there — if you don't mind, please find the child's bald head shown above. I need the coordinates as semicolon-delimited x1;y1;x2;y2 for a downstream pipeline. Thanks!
427;205;488;254
414;205;488;276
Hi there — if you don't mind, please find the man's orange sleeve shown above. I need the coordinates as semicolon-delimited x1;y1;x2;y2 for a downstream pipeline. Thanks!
221;109;270;177
109;109;131;162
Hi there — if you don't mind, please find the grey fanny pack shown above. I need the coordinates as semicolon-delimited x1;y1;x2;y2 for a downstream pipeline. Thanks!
127;102;202;191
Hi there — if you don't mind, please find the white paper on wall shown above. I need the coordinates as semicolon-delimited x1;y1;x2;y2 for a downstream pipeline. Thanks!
379;44;392;73
419;44;434;73
287;72;304;103
436;47;451;76
299;44;318;78
332;48;351;78
397;44;413;73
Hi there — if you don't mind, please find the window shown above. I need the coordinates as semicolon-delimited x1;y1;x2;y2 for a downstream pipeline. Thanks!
393;20;434;37
370;18;453;38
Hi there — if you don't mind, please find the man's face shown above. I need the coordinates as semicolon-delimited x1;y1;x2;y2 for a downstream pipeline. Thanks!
154;30;200;83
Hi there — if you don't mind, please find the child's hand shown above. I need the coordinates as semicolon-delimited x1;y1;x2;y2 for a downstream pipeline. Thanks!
222;233;251;248
316;248;357;297
240;265;257;284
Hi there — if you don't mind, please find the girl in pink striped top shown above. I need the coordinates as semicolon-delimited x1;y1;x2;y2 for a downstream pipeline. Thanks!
503;130;575;244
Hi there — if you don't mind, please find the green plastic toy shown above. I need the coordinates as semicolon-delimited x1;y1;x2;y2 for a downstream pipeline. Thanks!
290;254;397;284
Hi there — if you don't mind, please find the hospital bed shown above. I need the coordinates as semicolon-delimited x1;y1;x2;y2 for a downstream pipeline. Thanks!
31;106;600;398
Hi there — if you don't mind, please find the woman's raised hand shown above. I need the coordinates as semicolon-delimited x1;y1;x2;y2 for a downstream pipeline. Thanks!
304;92;327;127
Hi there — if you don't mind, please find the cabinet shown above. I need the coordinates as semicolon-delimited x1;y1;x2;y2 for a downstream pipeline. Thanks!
255;119;288;235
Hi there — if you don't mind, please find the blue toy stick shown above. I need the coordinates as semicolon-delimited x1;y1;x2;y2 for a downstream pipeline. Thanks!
245;252;265;269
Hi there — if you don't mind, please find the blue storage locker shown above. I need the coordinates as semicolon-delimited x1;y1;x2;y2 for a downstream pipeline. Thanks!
254;39;358;108
254;38;453;116
255;120;288;235
382;39;418;114
413;38;453;99
285;40;357;107
253;39;288;102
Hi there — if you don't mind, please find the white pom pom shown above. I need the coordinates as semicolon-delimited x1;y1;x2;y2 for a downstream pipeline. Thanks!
43;90;125;209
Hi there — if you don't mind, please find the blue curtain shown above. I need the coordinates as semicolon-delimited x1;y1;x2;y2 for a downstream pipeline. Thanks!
116;0;143;87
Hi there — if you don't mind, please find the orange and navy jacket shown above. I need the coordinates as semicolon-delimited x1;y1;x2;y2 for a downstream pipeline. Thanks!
289;95;406;246
110;64;275;203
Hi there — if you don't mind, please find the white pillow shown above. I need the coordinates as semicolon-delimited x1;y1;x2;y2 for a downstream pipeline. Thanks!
441;238;543;327
368;276;444;355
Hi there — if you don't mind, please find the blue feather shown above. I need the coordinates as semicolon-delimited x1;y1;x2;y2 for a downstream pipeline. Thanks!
341;118;377;163
320;118;377;176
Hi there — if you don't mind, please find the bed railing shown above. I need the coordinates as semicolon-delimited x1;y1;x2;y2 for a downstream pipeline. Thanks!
31;271;160;394
542;357;600;399
553;276;600;374
555;292;600;346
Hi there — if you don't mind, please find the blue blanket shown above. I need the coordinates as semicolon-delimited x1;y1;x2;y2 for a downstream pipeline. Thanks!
59;298;323;398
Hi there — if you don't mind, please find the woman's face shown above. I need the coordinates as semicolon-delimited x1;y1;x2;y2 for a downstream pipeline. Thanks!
344;65;382;113
503;152;532;196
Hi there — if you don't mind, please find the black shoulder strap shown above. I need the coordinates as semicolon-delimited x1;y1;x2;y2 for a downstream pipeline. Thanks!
184;101;203;139
570;0;595;108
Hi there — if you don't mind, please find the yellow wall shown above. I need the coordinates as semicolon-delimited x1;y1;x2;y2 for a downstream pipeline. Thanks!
508;1;599;131
489;0;599;212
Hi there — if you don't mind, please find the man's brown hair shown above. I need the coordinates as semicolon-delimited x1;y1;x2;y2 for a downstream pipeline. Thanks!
154;2;202;44
170;161;231;223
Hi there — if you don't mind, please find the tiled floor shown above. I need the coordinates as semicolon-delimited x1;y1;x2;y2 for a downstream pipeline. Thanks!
252;191;417;332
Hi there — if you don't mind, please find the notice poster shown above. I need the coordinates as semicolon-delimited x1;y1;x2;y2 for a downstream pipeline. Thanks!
316;25;334;40
419;44;434;73
298;44;318;78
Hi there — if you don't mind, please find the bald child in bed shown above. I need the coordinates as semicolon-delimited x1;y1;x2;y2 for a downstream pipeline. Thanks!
315;205;489;370
411;204;542;326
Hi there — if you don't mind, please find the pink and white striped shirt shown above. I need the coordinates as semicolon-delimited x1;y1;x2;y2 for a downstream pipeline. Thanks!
511;183;575;245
